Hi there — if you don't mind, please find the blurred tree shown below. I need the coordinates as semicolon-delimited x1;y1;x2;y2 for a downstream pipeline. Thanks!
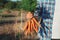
4;1;15;9
0;0;8;8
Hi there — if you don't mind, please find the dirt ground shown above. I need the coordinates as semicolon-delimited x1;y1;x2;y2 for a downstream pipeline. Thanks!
0;22;40;40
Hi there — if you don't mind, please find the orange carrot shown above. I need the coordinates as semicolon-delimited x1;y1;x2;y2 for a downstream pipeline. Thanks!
34;24;38;33
30;22;33;35
31;19;34;32
32;18;41;27
27;20;31;34
30;19;34;35
31;19;34;27
23;17;41;35
31;19;38;33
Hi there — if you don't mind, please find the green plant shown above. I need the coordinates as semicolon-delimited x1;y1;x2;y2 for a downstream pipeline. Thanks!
21;0;37;12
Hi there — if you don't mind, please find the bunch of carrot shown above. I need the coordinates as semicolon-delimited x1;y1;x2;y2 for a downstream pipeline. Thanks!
23;17;41;36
